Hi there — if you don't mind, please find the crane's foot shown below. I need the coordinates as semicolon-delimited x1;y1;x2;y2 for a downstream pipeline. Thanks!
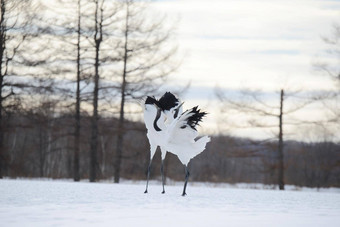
144;190;148;194
181;166;189;197
161;190;165;194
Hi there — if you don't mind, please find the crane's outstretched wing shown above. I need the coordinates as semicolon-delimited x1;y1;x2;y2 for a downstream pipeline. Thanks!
167;106;207;144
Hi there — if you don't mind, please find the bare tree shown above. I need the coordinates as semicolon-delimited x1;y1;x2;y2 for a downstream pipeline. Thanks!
216;88;316;190
86;0;120;182
72;0;85;182
0;0;35;178
74;0;82;182
88;0;102;182
112;0;178;183
44;0;98;181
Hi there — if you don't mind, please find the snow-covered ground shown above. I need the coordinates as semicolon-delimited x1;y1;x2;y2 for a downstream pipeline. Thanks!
1;179;339;227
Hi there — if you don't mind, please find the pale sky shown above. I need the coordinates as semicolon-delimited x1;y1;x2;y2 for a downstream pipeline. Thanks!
150;0;340;139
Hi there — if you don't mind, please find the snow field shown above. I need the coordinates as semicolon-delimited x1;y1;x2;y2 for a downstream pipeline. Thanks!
1;179;340;227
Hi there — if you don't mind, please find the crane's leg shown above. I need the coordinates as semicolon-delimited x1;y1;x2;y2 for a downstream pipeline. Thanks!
144;160;152;193
145;143;157;194
182;165;190;196
161;159;165;194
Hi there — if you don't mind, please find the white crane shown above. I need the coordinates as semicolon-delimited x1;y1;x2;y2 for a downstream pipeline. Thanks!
143;92;183;194
143;92;210;196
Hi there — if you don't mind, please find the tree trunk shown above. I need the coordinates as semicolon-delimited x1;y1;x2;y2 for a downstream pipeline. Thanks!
114;3;129;183
90;42;99;182
0;0;6;179
278;89;285;190
73;0;81;182
89;0;102;182
114;107;125;183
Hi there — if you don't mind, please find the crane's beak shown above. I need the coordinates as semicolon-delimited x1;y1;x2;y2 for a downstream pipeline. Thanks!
173;102;184;119
177;102;184;109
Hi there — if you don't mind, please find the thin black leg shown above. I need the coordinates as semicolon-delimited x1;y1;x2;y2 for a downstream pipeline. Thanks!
161;160;165;194
182;165;190;196
144;161;152;193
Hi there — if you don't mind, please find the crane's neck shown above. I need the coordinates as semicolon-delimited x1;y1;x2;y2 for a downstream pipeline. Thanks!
144;104;165;132
153;108;162;132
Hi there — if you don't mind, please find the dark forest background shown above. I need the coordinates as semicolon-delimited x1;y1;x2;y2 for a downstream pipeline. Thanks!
3;112;340;188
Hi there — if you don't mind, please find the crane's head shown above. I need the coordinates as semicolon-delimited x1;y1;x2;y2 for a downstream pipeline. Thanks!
144;96;161;111
158;92;184;123
158;92;179;111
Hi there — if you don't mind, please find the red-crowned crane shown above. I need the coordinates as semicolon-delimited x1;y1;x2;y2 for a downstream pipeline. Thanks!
143;92;183;194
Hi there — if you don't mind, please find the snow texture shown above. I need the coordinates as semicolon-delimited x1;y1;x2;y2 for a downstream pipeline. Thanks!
1;179;340;227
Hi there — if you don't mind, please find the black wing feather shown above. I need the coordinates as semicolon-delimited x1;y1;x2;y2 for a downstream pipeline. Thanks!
182;106;207;131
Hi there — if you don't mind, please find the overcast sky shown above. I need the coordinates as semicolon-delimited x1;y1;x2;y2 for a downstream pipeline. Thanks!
149;0;340;138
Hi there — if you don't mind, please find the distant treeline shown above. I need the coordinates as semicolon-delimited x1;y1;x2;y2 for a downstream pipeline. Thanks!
3;112;339;188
